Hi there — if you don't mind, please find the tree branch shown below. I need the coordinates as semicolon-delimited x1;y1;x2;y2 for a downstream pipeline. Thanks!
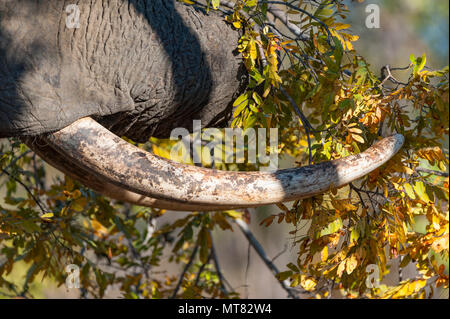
171;244;199;299
260;1;334;47
416;168;449;178
234;216;298;298
1;168;48;214
278;85;313;164
209;230;229;295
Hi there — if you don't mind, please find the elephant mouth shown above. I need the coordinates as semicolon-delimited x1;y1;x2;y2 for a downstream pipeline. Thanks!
24;117;404;211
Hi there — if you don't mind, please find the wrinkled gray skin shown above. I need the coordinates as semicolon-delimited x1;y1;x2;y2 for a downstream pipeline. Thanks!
0;0;245;142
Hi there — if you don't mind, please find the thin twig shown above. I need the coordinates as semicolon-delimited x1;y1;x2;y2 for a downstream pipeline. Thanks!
270;243;288;263
279;86;313;164
209;230;229;295
0;150;31;177
379;64;409;88
1;168;48;214
261;1;335;47
264;3;309;41
416;168;449;178
194;252;212;287
121;205;152;297
244;241;251;298
171;244;199;299
234;217;298;299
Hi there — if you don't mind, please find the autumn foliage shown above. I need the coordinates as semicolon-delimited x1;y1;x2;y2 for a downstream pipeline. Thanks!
0;0;448;299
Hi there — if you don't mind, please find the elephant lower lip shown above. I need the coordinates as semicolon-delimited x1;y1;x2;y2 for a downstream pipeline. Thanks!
26;116;405;210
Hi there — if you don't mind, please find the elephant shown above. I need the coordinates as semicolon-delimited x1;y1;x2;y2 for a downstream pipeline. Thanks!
0;0;404;211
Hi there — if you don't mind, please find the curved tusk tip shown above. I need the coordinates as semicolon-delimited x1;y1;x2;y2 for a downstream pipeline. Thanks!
390;133;405;153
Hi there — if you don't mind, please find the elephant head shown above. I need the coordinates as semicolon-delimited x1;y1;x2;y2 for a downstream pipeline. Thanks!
0;0;404;211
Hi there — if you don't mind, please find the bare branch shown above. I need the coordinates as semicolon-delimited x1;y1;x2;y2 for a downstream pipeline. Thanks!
416;168;449;178
194;251;212;287
278;85;313;164
1;168;48;214
234;216;299;298
171;244;199;299
264;3;309;41
209;229;229;294
260;1;334;47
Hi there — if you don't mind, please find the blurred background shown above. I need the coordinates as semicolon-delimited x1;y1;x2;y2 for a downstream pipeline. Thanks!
1;0;448;299
348;0;448;71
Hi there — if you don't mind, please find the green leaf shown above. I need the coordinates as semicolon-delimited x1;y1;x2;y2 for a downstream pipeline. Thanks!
233;93;250;117
286;262;299;272
21;220;40;233
249;100;259;113
197;227;211;264
320;218;343;236
233;92;249;108
277;271;293;281
252;92;263;106
417;54;427;72
249;68;265;85
413;53;426;75
244;114;257;129
400;254;411;268
314;4;333;19
183;224;193;241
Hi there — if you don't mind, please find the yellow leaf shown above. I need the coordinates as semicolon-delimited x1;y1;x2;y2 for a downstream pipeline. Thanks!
321;246;329;262
432;214;441;230
332;199;357;213
301;277;317;291
346;255;358;274
233;21;242;29
276;203;290;212
345;40;354;51
262;85;271;98
432;236;449;253
40;213;54;219
249;40;258;61
91;220;108;238
402;166;414;175
334;23;351;30
415;279;427;290
352;134;364;143
404;183;416;199
413;181;430;203
348;127;363;134
337;261;346;277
